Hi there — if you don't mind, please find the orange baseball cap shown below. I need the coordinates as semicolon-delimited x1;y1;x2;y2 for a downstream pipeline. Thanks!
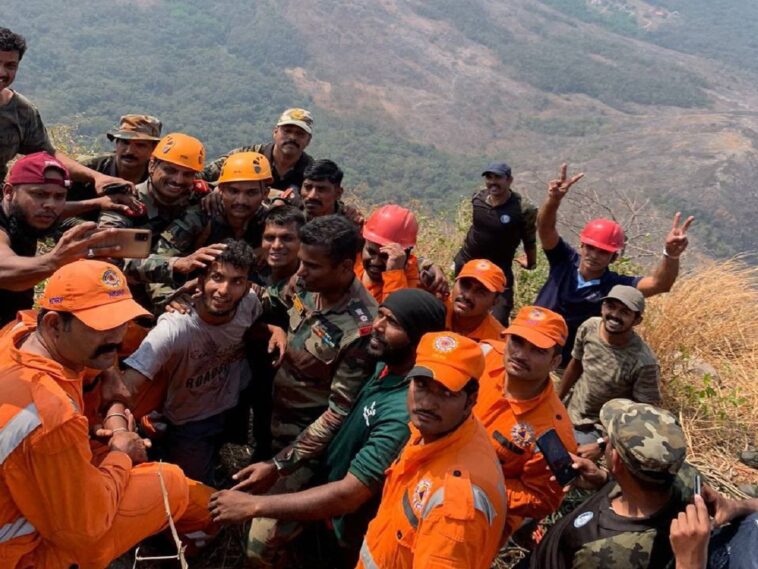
457;259;507;293
503;306;568;349
39;260;151;331
408;332;485;392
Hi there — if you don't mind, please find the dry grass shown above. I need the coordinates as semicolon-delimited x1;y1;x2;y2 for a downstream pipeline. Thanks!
641;259;758;494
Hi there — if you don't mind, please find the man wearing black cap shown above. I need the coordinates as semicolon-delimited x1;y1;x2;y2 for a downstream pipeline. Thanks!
454;161;538;325
209;288;447;568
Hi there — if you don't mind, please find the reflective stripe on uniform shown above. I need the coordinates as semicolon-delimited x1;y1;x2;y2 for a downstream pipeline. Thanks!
0;516;36;544
401;491;419;529
360;538;380;569
0;402;41;464
419;484;497;526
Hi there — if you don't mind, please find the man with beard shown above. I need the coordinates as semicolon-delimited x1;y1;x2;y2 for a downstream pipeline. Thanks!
117;240;286;484
202;108;314;194
0;152;122;327
64;114;162;224
356;332;506;569
226;215;377;567
475;306;577;540
445;258;507;342
535;163;694;367
209;289;447;568
0;260;218;568
558;285;660;453
454;162;538;326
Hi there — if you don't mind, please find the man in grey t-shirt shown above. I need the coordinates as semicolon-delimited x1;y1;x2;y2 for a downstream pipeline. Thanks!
557;285;661;454
121;240;286;483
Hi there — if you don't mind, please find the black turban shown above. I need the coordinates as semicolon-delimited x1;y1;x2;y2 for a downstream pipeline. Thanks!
381;288;447;345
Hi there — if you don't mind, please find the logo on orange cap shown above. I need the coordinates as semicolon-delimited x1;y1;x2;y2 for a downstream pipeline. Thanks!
433;335;458;353
409;332;485;392
504;305;568;349
39;260;151;331
457;258;507;293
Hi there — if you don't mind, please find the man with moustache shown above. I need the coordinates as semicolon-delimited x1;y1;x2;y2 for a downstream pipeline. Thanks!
446;258;507;342
116;240;285;485
64;114;163;224
202;107;314;195
357;332;506;569
0;260;217;568
454;161;538;325
99;132;210;311
558;285;660;451
209;289;447;568
475;306;577;540
0;152;122;327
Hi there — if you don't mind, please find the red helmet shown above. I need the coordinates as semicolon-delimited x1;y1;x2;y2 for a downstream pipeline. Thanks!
362;205;419;249
579;218;625;253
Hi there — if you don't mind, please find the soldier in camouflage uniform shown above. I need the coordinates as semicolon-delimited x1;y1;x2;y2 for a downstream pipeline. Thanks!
202;107;314;195
530;398;692;569
98;132;206;313
228;215;378;567
64;115;162;224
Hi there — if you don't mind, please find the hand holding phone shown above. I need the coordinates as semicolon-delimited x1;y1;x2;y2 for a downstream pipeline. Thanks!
536;428;579;487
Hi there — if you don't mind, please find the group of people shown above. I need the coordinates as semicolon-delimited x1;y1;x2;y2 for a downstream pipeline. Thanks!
0;26;756;569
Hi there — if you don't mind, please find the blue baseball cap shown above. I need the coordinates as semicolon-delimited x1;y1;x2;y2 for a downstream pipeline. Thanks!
482;161;512;178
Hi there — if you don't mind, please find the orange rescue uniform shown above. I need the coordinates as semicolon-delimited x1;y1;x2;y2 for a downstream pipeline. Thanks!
355;254;422;303
357;415;506;569
444;298;505;342
474;340;577;538
0;316;216;569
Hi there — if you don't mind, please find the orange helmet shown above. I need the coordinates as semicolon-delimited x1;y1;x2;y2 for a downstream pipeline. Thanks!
217;151;273;184
579;218;625;253
362;205;418;249
151;133;205;173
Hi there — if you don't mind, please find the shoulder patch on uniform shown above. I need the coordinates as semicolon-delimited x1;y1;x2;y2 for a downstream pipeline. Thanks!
574;511;594;528
510;422;536;448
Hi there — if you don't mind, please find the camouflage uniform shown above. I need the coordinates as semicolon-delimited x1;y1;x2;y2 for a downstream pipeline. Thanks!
99;180;192;312
246;276;378;566
0;90;55;181
201;142;313;191
530;399;692;569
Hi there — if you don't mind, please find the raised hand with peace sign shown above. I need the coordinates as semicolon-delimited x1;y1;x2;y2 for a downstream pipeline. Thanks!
663;212;695;259
547;163;585;202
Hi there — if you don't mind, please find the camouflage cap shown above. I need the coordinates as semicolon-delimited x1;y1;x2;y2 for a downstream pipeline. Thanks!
107;114;163;141
276;108;313;134
600;398;686;485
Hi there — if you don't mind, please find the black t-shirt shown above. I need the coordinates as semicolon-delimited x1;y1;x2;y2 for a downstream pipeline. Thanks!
455;189;537;284
530;479;690;569
0;206;38;326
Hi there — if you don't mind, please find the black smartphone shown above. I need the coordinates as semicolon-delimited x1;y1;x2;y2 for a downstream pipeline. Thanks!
102;183;132;196
536;428;578;487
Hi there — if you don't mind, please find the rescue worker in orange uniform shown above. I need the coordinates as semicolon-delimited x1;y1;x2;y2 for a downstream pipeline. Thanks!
474;305;577;540
357;332;506;569
0;260;217;569
445;259;506;342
